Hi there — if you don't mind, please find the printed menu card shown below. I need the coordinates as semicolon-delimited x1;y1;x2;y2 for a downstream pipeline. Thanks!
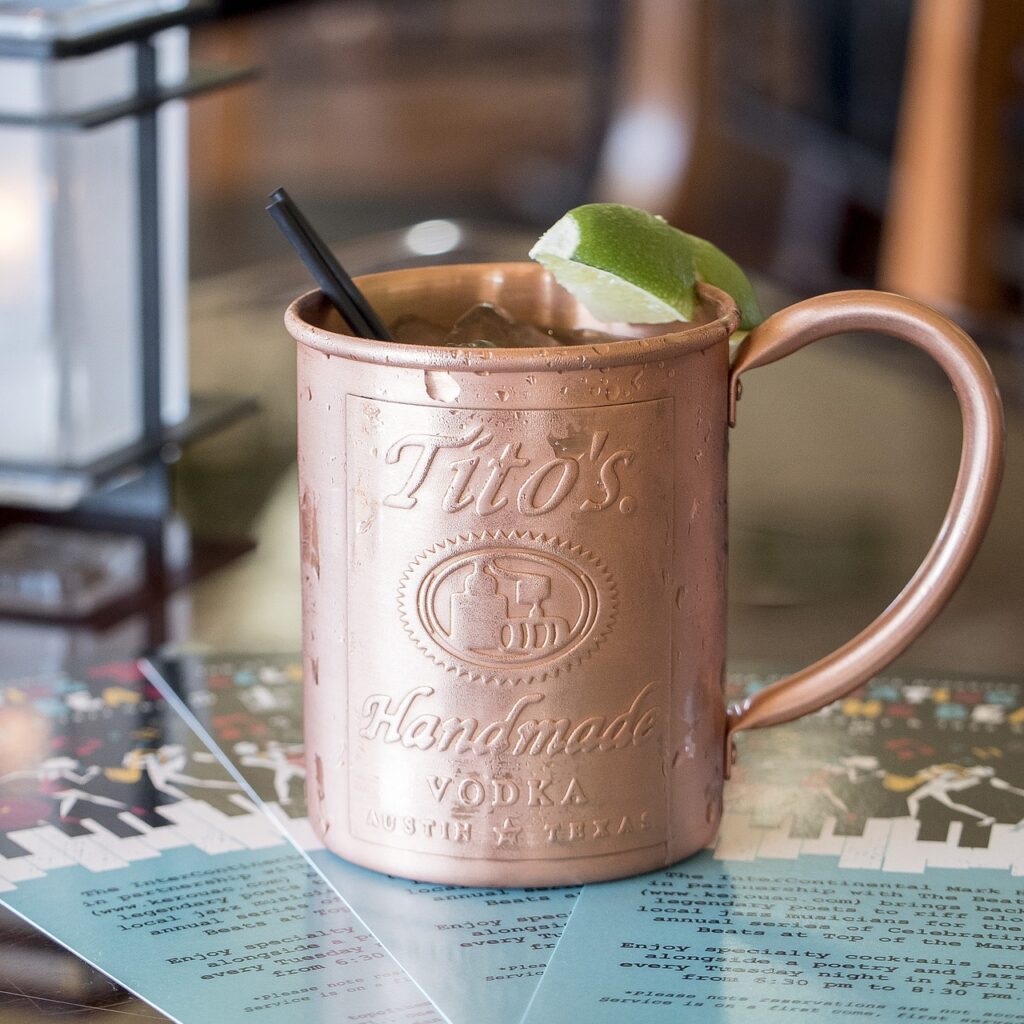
13;657;1018;1024
524;672;1024;1023
0;663;441;1023
142;653;579;1024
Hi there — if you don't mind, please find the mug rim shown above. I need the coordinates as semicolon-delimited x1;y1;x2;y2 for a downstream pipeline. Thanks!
285;261;740;372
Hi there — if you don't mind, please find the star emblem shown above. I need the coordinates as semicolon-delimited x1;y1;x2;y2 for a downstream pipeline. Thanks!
492;816;521;847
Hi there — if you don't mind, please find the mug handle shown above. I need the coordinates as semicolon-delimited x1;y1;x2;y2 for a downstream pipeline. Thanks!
725;290;1005;773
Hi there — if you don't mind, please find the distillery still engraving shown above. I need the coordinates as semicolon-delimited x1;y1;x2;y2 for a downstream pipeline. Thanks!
398;531;617;684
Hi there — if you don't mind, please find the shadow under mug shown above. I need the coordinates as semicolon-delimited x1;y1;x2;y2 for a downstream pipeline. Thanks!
285;262;1004;887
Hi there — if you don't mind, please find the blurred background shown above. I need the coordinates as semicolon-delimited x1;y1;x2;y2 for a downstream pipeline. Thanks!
1;0;1023;1018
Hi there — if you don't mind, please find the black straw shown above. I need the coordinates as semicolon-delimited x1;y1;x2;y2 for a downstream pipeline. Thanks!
266;187;392;341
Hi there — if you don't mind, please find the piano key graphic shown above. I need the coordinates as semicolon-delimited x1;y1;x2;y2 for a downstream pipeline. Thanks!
0;834;32;859
267;803;323;851
987;824;1024;875
183;797;285;851
0;852;46;884
78;820;162;863
12;824;130;872
880;817;928;873
755;817;804;859
7;828;77;871
798;816;847;857
838;816;891;869
712;811;765;861
153;800;246;854
117;811;191;851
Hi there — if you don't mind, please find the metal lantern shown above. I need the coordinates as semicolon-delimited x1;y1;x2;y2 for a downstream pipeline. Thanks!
0;0;247;508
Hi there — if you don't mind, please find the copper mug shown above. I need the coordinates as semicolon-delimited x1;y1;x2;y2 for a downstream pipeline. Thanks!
285;262;1003;887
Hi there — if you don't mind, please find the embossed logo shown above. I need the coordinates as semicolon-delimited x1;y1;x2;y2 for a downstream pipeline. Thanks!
382;426;637;517
399;531;616;684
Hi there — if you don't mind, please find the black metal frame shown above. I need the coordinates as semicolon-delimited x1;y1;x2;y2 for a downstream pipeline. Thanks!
0;65;256;129
0;394;259;504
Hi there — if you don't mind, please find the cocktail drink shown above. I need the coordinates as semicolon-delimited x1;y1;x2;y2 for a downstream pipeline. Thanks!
284;225;1003;888
388;300;620;348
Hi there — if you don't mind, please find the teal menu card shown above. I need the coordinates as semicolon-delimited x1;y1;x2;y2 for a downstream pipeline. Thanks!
143;653;579;1024
523;672;1024;1023
0;663;441;1023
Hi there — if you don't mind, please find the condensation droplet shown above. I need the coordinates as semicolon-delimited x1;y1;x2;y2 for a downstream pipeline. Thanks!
315;755;326;802
425;370;461;402
495;388;512;402
619;495;636;514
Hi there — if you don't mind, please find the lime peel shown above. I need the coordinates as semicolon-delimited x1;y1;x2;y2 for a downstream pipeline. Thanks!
529;203;762;331
534;253;684;325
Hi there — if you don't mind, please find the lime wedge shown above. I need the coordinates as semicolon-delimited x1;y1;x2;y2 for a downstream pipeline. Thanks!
529;203;763;331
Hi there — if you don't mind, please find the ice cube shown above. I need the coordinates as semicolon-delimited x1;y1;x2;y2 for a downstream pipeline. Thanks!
443;303;558;348
388;314;449;346
561;327;622;345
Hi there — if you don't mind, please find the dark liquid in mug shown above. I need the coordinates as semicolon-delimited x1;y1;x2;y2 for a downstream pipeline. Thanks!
389;302;618;349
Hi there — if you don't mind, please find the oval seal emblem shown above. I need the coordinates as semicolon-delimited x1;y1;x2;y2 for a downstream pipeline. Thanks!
399;531;616;684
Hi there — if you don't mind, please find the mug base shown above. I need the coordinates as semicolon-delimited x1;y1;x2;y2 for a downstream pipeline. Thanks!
319;826;717;887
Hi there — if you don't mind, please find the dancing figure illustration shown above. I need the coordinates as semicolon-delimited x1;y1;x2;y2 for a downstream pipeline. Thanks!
234;740;305;805
117;745;241;802
886;764;1024;827
0;756;127;819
